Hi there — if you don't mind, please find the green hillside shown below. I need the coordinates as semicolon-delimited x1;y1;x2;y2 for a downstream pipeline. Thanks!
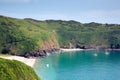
45;20;120;49
0;15;120;56
0;16;59;56
0;58;40;80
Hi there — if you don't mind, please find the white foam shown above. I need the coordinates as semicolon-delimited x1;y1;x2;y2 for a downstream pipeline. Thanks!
46;64;49;67
105;51;109;55
94;53;98;56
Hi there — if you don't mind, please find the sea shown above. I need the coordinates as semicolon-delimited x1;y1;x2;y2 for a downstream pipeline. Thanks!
34;50;120;80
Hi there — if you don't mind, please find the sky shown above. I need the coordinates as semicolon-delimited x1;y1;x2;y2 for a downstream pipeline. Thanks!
0;0;120;24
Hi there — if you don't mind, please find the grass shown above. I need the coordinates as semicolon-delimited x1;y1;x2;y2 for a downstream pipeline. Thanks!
0;58;40;80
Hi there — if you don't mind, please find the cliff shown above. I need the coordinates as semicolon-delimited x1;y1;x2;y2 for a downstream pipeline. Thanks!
30;32;60;57
39;32;59;50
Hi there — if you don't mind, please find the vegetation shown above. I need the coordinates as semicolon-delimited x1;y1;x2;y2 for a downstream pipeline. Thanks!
0;58;40;80
45;21;120;49
0;16;53;56
0;15;120;56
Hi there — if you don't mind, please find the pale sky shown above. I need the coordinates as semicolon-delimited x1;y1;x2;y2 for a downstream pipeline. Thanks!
0;0;120;24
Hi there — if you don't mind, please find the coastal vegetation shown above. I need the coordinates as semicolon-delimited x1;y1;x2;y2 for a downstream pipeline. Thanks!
0;58;40;80
0;15;120;57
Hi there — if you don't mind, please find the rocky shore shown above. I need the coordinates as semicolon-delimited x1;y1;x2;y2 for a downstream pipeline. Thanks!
28;48;61;58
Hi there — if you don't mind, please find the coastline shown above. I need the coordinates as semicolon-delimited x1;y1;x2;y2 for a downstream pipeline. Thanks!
0;56;36;67
60;48;120;52
0;48;119;68
60;48;83;52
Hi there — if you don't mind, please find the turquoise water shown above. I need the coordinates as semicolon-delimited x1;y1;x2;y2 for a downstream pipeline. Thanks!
34;50;120;80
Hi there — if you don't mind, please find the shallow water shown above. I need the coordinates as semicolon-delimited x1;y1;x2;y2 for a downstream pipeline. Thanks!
34;50;120;80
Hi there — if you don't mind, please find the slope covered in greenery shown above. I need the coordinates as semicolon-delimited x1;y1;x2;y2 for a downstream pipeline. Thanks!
44;20;120;49
0;16;59;56
0;15;120;56
0;58;40;80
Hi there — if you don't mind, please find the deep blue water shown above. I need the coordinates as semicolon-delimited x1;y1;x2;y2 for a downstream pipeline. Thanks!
34;50;120;80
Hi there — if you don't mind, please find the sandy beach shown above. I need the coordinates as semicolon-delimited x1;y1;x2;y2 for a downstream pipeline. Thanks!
0;56;36;67
60;48;83;52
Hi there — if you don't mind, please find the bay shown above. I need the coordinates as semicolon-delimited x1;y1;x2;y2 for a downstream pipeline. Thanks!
34;50;120;80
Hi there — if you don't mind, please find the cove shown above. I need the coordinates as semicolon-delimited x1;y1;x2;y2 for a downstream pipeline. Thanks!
34;50;120;80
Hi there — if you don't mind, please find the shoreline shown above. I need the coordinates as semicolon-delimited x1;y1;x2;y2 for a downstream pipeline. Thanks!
60;48;120;52
60;48;83;52
0;48;120;68
0;56;36;67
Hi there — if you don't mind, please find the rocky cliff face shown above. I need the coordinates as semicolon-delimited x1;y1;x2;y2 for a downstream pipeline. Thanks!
29;33;60;57
39;33;59;50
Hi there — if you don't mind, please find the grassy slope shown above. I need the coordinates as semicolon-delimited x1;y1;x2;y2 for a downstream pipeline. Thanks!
45;21;120;48
0;58;40;80
0;16;53;56
0;15;120;56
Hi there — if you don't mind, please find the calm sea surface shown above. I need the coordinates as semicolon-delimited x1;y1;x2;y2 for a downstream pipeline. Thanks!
34;50;120;80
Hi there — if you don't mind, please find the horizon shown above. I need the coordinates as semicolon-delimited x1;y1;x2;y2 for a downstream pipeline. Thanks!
1;15;120;25
0;0;120;24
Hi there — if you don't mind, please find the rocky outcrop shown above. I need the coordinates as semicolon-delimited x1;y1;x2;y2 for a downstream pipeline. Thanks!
39;32;60;50
28;33;60;58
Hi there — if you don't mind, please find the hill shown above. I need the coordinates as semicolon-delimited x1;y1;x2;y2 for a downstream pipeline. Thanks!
0;16;59;57
0;58;40;80
0;15;120;56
